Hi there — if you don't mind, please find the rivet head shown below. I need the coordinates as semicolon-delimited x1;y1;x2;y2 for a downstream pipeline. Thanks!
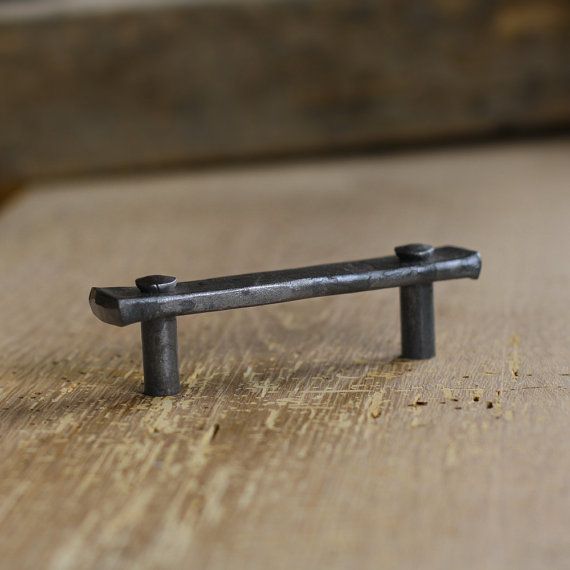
395;243;434;261
136;275;177;294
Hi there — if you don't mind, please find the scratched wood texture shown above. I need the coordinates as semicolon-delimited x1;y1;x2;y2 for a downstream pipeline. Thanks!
0;139;569;569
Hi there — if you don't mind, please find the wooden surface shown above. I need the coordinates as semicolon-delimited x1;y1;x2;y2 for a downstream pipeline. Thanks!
0;139;570;569
1;0;569;185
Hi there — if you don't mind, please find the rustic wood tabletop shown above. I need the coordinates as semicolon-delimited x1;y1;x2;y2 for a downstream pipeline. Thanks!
0;139;569;569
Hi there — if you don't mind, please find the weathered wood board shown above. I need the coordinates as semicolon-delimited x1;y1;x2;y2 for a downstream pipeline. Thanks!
1;0;569;185
0;139;569;569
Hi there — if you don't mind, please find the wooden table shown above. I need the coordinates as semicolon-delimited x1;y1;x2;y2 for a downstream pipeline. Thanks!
0;139;569;569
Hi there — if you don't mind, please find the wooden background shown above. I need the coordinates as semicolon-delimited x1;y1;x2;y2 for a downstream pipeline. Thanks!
1;0;569;185
0;138;569;568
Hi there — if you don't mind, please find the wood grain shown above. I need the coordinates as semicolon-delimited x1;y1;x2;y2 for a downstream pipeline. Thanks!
0;139;570;568
1;0;569;184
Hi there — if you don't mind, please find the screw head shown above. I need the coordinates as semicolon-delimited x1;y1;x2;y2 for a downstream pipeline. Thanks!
395;243;434;261
136;275;177;294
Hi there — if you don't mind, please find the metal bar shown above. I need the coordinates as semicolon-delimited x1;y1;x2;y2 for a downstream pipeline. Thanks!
90;246;481;327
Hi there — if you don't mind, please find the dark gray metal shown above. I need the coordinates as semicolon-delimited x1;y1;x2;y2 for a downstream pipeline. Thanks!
399;284;435;359
394;243;435;261
140;317;179;396
136;275;180;396
395;244;436;359
90;245;481;396
136;274;178;295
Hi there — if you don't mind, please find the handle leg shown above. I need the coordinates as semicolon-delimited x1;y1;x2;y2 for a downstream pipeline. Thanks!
399;283;435;359
140;317;180;396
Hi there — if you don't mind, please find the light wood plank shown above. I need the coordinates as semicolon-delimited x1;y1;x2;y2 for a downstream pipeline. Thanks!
0;139;569;569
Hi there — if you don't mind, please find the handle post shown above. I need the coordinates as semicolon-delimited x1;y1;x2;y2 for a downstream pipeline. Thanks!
135;275;180;396
395;244;436;359
140;317;180;396
399;283;435;359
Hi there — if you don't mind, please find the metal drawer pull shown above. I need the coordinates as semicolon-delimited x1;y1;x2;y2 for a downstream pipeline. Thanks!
89;244;481;396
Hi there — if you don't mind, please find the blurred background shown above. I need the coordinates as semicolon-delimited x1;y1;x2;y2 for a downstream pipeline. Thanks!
0;0;569;198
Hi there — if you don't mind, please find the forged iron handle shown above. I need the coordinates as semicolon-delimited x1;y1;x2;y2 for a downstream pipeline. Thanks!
89;244;481;396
